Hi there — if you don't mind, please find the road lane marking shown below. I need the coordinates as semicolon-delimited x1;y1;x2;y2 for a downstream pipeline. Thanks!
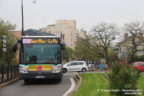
62;78;75;96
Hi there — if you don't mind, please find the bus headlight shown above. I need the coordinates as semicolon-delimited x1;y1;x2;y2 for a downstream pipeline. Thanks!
52;65;61;73
19;65;28;73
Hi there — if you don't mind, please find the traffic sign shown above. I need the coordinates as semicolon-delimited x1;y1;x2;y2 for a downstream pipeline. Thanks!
3;44;6;47
3;48;6;52
2;35;6;39
2;35;7;52
2;39;6;44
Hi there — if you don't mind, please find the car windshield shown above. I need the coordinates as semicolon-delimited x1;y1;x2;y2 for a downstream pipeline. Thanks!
140;63;144;66
23;44;60;64
134;63;138;65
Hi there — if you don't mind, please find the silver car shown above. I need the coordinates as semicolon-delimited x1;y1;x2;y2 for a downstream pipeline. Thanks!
63;61;88;73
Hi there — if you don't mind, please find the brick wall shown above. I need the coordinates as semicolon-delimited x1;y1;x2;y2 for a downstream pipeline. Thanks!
9;31;21;63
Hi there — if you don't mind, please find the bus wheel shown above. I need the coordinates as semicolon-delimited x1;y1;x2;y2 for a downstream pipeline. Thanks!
24;79;31;84
57;78;62;82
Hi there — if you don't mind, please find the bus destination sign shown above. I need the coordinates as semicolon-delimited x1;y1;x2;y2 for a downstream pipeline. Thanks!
23;38;59;44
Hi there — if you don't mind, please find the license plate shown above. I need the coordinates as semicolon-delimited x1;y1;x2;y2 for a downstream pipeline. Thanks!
35;76;45;78
28;65;53;71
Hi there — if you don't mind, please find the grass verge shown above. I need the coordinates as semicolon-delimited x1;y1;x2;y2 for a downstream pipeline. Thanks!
137;74;144;96
71;73;144;96
71;73;109;96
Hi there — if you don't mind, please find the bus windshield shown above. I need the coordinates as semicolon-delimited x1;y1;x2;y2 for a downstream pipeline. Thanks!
23;44;60;64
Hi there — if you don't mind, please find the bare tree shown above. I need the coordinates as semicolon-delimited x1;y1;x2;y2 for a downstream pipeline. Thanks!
91;23;119;65
124;22;144;62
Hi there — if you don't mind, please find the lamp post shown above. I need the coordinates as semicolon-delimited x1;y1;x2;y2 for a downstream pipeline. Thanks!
21;0;24;36
21;0;37;36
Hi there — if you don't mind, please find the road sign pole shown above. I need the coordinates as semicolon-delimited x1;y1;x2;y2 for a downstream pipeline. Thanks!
3;52;6;65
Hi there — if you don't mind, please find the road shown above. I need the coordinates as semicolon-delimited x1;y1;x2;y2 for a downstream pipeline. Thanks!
0;72;77;96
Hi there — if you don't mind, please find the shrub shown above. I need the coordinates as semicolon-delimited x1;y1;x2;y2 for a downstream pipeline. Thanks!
108;59;141;96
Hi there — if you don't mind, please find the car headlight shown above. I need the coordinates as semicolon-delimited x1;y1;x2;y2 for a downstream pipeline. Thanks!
52;65;62;73
19;65;28;73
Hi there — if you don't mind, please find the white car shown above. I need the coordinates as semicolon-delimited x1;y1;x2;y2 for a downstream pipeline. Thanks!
63;61;88;73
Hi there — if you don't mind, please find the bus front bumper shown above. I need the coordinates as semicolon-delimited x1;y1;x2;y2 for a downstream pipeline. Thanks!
19;71;63;79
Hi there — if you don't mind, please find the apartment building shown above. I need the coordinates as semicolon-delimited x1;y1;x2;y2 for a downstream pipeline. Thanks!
118;33;144;58
40;20;86;49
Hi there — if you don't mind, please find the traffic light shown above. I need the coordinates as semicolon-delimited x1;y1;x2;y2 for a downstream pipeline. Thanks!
2;35;6;52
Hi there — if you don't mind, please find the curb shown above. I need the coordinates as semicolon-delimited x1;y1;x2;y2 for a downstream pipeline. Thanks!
0;77;19;88
63;78;75;96
67;74;82;96
74;74;81;85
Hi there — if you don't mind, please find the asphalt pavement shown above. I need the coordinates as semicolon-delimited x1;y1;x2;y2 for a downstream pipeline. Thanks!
0;72;77;96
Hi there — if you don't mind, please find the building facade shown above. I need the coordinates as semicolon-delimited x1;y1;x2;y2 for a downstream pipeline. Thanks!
118;33;144;58
9;31;21;63
40;20;86;49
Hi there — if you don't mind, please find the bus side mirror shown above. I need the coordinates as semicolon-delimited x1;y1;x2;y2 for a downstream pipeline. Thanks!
61;44;65;50
13;40;21;52
13;44;17;52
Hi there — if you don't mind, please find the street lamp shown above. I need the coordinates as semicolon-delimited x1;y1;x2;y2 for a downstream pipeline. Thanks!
21;0;24;36
21;0;36;36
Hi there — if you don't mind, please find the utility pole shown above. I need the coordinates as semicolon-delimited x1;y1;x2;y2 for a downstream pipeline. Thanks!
21;0;24;36
21;0;37;36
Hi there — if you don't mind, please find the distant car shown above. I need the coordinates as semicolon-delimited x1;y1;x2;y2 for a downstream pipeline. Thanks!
88;64;94;68
133;62;144;72
63;61;88;73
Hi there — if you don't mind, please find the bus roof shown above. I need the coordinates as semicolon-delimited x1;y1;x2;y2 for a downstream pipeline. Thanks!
22;29;59;37
22;36;60;38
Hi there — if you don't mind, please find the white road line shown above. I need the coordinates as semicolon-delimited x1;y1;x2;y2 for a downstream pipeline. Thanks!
62;78;75;96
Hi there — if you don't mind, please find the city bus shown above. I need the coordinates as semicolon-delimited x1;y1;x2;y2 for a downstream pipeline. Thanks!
13;35;65;83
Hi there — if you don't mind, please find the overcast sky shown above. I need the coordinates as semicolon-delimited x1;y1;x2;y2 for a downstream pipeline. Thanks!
0;0;144;32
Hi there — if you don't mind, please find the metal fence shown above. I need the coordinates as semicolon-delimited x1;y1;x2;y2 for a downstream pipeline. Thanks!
0;65;18;83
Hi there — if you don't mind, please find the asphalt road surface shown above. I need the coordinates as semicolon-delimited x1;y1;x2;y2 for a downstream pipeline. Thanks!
0;72;77;96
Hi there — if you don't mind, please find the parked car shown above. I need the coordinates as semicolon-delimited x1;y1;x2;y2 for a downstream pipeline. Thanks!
133;62;144;72
63;61;88;73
